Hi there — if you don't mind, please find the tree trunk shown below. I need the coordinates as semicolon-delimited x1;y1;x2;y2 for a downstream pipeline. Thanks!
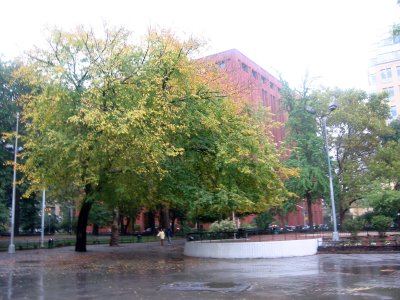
306;193;314;228
170;216;176;233
339;207;347;227
160;206;170;229
75;200;92;252
92;224;99;235
109;208;119;246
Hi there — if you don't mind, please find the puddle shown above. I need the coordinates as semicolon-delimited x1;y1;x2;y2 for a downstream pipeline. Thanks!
17;260;41;264
205;282;237;289
342;265;400;276
160;281;251;292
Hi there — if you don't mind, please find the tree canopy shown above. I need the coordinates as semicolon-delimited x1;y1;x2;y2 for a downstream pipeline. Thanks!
20;26;293;250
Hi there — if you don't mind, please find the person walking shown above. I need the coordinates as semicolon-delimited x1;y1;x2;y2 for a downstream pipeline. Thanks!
166;227;173;245
157;228;165;246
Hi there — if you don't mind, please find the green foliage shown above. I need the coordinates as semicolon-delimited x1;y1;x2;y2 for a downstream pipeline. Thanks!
315;88;391;222
0;201;8;233
366;188;400;219
208;219;236;232
19;26;295;248
88;201;113;228
368;120;400;190
0;60;19;229
239;222;256;229
19;195;41;233
255;211;274;230
280;79;329;226
343;218;364;237
371;215;393;237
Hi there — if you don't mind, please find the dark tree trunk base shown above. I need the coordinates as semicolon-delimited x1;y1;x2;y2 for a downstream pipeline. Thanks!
75;201;92;252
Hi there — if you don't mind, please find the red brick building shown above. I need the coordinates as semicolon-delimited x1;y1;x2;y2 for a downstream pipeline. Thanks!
203;49;286;144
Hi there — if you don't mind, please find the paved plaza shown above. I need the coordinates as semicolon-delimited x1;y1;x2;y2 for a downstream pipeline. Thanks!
1;239;400;299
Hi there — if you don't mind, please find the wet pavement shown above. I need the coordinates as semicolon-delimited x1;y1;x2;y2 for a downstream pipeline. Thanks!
1;240;400;299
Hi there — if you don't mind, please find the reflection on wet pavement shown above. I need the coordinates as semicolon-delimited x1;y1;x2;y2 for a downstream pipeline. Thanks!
1;241;400;299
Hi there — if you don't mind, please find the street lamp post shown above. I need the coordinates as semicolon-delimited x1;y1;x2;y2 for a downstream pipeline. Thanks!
41;189;45;248
322;99;339;241
8;112;19;254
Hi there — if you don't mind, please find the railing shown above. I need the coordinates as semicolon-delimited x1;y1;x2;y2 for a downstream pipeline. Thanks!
0;234;159;252
186;229;400;244
186;229;333;242
318;237;400;252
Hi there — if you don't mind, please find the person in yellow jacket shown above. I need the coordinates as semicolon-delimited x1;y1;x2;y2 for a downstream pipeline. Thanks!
157;228;165;246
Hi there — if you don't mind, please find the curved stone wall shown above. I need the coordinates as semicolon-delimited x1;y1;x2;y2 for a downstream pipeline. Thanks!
184;238;322;259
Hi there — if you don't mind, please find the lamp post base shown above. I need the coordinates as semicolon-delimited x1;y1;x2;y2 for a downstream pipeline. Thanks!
332;231;340;241
8;244;15;254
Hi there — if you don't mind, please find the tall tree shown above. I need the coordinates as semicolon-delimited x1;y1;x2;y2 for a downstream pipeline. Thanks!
21;27;203;251
280;79;329;227
156;80;296;224
319;88;391;222
0;59;31;235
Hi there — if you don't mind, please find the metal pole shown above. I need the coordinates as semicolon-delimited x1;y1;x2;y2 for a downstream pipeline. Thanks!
8;112;19;254
41;189;45;248
70;206;73;234
322;116;339;241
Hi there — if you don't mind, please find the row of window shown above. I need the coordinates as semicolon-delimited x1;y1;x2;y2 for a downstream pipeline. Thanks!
382;86;395;100
240;61;275;89
261;89;276;109
370;65;400;84
381;87;398;119
216;59;280;91
390;105;398;119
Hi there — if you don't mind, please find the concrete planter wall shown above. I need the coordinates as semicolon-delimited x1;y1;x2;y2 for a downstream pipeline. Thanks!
184;238;322;259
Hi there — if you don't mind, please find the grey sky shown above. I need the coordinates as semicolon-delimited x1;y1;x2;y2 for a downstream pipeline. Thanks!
1;0;399;90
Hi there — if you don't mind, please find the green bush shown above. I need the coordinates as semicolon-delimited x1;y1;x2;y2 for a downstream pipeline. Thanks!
343;218;364;238
208;219;236;232
255;212;274;230
239;223;256;229
371;215;393;237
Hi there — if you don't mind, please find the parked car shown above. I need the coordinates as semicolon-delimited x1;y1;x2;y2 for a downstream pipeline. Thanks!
284;225;296;232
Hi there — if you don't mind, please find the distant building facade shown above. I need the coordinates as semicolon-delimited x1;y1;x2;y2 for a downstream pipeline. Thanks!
369;31;400;120
203;49;286;144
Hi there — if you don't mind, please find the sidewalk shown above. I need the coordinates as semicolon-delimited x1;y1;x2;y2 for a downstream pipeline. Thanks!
2;239;400;300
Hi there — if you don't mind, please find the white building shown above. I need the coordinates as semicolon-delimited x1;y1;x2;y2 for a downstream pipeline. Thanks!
369;29;400;120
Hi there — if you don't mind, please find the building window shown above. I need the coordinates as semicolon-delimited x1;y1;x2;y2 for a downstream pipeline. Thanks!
216;61;225;69
241;62;248;72
270;82;274;89
380;68;392;82
252;70;258;79
390;106;398;119
262;89;268;106
369;73;376;85
383;87;395;100
270;94;276;111
261;76;267;84
397;66;400;78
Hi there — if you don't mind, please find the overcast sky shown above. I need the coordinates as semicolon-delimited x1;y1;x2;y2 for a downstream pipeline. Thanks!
1;0;399;90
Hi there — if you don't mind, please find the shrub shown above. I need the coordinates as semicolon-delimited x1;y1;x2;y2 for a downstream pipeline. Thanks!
208;219;236;232
239;223;256;229
343;218;364;238
255;212;274;230
371;215;393;237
